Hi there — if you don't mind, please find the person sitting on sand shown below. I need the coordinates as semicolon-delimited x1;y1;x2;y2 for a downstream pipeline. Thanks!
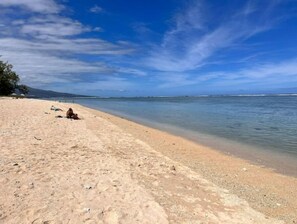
51;105;63;111
66;108;79;120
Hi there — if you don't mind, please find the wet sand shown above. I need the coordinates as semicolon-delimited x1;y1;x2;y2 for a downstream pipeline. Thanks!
0;98;296;223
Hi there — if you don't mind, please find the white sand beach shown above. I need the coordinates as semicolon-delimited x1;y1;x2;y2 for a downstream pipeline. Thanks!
0;98;296;223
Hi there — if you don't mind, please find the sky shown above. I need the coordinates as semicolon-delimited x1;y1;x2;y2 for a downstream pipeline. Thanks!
0;0;297;96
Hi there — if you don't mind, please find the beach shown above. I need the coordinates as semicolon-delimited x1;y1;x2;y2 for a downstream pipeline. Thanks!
0;98;296;223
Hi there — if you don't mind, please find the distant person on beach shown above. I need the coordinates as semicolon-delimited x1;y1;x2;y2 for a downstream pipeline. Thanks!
51;105;63;111
66;108;79;120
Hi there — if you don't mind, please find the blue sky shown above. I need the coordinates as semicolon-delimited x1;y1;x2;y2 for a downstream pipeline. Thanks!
0;0;297;96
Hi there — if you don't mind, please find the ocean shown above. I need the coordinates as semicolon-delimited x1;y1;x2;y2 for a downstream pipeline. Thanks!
61;95;297;175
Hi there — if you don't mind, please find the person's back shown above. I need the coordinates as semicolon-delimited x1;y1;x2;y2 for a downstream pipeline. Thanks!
66;108;74;118
66;108;79;119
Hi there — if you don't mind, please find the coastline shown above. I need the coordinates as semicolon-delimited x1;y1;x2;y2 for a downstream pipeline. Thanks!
0;98;296;223
72;95;297;177
76;103;297;177
74;101;297;223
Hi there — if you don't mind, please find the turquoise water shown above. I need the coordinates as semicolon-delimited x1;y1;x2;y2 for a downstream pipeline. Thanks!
61;96;297;174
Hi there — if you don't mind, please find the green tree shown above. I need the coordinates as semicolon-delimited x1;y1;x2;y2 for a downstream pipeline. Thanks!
17;84;29;95
0;60;28;96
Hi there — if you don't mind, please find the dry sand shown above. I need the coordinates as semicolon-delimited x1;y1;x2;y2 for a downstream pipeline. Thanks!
0;98;296;223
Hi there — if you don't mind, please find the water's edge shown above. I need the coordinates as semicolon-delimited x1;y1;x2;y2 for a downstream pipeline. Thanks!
76;102;297;177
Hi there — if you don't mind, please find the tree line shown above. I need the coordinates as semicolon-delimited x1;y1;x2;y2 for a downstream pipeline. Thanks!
0;60;28;96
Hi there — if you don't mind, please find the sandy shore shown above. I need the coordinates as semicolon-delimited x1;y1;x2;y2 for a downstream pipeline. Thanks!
0;98;296;223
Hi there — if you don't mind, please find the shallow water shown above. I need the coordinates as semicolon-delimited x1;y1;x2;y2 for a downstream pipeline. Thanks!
57;96;297;175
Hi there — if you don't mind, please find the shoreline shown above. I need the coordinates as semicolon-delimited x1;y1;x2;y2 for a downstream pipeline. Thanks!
73;102;297;223
1;98;296;223
74;102;297;177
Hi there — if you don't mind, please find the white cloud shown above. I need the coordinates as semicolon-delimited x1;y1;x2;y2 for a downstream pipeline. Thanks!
0;44;115;85
0;0;62;14
162;0;205;48
72;77;134;91
118;68;147;76
232;59;297;80
146;1;278;72
47;76;135;95
90;5;103;14
21;16;91;37
0;2;136;89
156;58;297;89
0;34;135;86
0;37;134;56
93;27;102;32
